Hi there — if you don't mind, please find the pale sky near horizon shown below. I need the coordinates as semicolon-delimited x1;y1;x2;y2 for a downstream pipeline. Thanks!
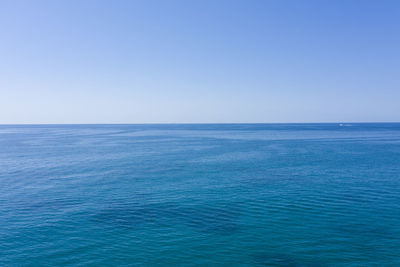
1;0;399;123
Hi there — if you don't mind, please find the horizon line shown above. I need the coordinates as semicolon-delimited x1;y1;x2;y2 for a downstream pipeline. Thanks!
1;122;399;125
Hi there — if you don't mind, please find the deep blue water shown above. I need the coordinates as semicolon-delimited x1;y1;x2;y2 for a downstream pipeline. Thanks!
1;123;400;266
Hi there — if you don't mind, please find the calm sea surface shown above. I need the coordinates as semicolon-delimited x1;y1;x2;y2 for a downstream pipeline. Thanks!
1;124;400;266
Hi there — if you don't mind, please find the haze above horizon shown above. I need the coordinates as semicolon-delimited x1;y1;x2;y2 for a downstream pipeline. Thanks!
1;0;399;124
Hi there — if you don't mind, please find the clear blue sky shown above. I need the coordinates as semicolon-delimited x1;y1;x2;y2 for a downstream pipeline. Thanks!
1;0;399;123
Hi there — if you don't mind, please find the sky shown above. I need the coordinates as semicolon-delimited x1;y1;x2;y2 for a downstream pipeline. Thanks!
0;0;399;123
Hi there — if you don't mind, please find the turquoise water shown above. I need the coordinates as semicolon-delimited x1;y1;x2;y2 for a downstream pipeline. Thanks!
1;123;400;266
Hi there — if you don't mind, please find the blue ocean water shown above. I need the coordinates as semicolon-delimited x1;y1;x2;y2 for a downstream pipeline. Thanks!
1;123;400;266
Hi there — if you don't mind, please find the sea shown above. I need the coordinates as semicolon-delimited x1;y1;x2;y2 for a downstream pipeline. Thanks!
1;123;400;266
